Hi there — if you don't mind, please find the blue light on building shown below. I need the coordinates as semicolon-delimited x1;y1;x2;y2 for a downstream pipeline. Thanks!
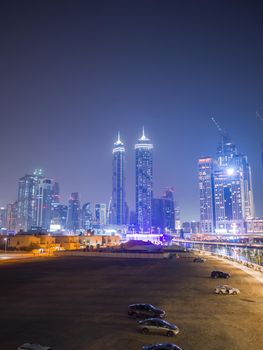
135;127;153;233
112;132;126;225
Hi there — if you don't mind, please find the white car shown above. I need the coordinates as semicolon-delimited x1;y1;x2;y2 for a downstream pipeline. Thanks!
18;343;52;350
214;285;240;295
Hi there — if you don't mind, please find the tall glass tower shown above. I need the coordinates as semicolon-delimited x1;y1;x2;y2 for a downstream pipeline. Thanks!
135;127;153;232
66;192;80;232
17;169;43;232
112;132;125;225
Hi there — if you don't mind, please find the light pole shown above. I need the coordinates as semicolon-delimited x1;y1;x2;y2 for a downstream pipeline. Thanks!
4;237;7;253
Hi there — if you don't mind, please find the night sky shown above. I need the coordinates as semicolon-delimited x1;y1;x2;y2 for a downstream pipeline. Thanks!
0;0;263;221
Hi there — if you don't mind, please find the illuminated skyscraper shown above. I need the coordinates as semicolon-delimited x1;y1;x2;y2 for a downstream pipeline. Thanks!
36;178;53;231
214;166;245;232
82;202;93;230
66;192;80;232
0;207;7;229
17;169;43;231
112;132;125;225
95;203;107;226
198;157;215;233
199;131;254;234
6;202;17;232
135;127;153;232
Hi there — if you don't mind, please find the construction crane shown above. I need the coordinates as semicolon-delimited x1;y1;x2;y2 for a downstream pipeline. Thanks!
256;110;263;123
211;116;223;133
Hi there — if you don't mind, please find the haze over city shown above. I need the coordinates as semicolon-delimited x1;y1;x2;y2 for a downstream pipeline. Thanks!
0;0;263;221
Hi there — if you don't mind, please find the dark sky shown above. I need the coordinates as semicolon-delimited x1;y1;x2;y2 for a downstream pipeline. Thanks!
0;0;263;221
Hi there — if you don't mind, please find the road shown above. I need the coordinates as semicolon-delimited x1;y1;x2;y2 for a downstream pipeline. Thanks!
0;254;262;350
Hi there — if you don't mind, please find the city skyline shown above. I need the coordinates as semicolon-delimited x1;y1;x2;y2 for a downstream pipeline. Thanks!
0;1;263;221
0;124;262;223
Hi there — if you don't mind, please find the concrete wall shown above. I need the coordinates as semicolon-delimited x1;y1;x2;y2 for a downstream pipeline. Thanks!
55;251;170;259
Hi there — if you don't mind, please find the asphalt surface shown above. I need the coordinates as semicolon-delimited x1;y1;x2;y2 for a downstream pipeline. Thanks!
0;254;263;350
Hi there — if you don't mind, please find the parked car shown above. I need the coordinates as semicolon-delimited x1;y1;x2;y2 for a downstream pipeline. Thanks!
128;304;166;319
18;344;52;350
214;285;240;295
138;318;179;337
211;270;230;279
142;343;183;350
193;257;206;262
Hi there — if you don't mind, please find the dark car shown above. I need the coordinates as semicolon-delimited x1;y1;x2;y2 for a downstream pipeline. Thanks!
193;257;206;262
142;343;183;350
138;318;179;337
128;304;166;319
211;270;230;279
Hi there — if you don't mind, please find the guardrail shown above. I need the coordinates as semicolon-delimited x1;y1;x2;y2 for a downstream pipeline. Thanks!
192;248;263;274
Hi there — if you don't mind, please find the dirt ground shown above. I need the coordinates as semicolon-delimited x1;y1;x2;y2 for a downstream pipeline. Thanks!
0;254;262;350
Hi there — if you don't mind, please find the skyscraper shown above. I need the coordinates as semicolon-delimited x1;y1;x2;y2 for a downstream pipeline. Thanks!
17;169;43;231
135;127;153;232
6;202;17;232
112;132;125;225
51;204;68;229
95;203;107;226
66;192;80;232
82;202;93;230
36;178;53;231
152;188;175;233
0;207;7;229
162;188;175;231
198;157;215;233
199;130;255;234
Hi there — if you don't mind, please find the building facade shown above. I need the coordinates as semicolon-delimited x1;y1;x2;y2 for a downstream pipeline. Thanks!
135;128;153;232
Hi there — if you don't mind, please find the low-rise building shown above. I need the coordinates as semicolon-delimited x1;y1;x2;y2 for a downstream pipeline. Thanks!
54;235;80;250
246;218;263;233
9;234;56;251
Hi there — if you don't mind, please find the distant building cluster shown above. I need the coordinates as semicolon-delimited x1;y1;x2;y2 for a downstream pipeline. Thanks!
198;131;254;234
0;128;181;235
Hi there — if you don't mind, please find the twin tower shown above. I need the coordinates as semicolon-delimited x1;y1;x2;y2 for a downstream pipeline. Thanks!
112;127;153;232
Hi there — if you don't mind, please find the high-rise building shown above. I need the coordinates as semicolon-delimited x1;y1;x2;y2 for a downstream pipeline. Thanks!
0;207;7;229
51;181;60;205
66;192;80;232
17;169;43;231
36;178;53;230
214;166;245;232
95;203;107;226
199;130;255;234
152;188;175;233
198;157;215;233
152;198;164;232
51;204;68;229
241;155;254;219
112;132;126;225
82;202;93;230
6;202;17;232
135;127;153;232
162;188;175;231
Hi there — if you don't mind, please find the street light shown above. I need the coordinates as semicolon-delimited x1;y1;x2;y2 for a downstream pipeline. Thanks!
3;237;7;253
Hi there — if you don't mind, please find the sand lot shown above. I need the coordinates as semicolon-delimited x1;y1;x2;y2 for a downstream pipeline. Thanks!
0;254;262;350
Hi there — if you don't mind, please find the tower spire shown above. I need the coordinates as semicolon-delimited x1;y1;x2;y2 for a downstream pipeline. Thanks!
114;131;123;146
139;126;149;141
